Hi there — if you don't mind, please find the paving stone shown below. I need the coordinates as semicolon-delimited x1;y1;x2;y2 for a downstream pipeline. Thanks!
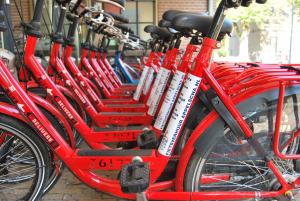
42;169;118;201
39;144;300;201
41;167;300;201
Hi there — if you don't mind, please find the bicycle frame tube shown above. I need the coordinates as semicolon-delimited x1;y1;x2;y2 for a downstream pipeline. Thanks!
154;44;197;131
101;52;123;86
82;48;121;99
132;51;156;101
138;52;162;104
50;42;155;144
28;92;76;148
148;48;180;117
90;50;128;94
77;48;146;112
6;0;299;199
63;45;153;125
96;53;120;88
24;36;152;147
115;51;139;84
0;59;72;152
5;52;298;200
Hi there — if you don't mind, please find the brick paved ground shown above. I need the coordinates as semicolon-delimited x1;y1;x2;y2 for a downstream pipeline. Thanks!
41;168;300;201
41;142;120;201
40;145;300;201
42;169;120;201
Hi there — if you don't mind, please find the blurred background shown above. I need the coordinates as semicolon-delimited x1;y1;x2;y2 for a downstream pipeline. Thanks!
1;0;299;63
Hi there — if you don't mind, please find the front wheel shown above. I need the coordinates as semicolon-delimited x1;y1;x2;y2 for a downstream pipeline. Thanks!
184;94;300;201
0;114;51;201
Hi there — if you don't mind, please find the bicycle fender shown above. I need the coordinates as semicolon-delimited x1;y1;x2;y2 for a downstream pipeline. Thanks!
175;85;300;191
28;92;76;148
0;101;28;123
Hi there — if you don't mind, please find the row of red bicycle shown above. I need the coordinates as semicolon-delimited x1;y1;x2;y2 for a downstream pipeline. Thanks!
0;0;300;200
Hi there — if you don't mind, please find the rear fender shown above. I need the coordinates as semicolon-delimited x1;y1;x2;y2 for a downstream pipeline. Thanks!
56;85;86;118
0;101;28;123
85;77;102;98
28;92;76;148
175;85;300;191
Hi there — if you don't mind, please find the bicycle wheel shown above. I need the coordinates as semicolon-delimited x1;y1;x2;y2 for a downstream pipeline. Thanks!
0;114;50;201
184;94;300;201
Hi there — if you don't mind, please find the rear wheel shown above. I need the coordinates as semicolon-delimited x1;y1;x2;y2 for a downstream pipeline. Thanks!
0;114;50;201
184;94;300;201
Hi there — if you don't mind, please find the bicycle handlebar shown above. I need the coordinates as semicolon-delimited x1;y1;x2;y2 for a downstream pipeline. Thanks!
55;0;72;5
70;0;84;14
106;12;129;23
207;0;267;40
94;0;125;11
225;0;267;8
256;0;267;4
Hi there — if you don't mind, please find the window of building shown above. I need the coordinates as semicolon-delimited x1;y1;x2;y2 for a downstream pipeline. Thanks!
123;0;156;40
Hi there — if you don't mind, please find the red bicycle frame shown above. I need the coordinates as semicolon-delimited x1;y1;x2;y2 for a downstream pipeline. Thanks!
2;0;300;200
2;41;300;200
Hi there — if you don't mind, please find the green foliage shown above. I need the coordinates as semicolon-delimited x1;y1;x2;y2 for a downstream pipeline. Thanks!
215;0;298;59
226;0;290;38
215;0;298;37
293;0;300;16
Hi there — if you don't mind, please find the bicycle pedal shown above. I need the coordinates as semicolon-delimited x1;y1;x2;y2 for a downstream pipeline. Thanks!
120;162;150;194
285;191;296;201
137;130;158;149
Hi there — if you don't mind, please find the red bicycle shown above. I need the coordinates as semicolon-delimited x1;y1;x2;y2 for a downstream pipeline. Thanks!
2;0;300;201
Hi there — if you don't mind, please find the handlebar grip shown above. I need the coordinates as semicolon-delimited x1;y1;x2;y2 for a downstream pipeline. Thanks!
256;0;267;4
70;0;83;14
241;0;267;7
79;8;90;18
55;0;72;5
241;0;252;7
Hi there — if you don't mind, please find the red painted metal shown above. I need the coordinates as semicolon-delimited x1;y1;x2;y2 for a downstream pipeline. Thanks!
0;101;28;122
28;92;76;148
2;5;300;199
273;82;300;159
3;46;300;200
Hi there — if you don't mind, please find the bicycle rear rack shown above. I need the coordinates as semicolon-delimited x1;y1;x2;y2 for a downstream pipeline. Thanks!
274;81;300;160
213;63;300;160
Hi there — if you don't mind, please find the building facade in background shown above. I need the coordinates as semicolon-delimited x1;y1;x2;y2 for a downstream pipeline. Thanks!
5;0;213;44
4;0;298;63
121;0;212;40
